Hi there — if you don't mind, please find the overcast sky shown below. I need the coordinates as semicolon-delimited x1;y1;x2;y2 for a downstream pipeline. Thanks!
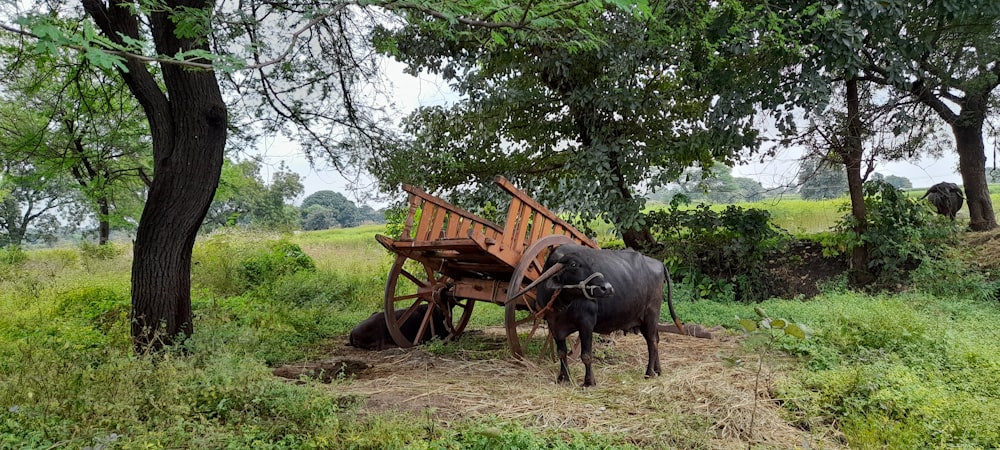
255;61;981;206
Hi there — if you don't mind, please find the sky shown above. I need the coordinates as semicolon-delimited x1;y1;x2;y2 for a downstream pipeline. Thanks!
254;61;982;206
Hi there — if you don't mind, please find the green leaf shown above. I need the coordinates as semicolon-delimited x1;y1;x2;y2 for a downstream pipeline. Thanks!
770;318;786;329
490;31;507;46
738;318;757;332
754;306;766;318
784;323;807;339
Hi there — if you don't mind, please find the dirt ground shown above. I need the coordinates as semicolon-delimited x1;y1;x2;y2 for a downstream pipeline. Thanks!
275;324;844;448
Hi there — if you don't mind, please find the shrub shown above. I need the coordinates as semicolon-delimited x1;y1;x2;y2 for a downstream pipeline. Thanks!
0;245;26;267
647;197;790;302
192;231;316;297
78;241;124;261
54;285;130;334
265;270;359;308
239;240;315;288
829;181;961;288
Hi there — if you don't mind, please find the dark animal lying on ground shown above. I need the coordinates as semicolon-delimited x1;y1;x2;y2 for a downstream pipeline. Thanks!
348;304;448;350
517;244;685;386
922;182;964;220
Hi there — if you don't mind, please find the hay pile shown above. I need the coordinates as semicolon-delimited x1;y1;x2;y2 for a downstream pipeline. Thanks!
962;228;1000;273
320;328;842;448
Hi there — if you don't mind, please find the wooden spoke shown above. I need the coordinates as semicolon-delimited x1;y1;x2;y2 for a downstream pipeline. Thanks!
383;254;474;347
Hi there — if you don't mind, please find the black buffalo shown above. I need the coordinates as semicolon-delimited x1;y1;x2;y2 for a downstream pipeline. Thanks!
348;304;448;350
520;244;684;386
922;182;964;220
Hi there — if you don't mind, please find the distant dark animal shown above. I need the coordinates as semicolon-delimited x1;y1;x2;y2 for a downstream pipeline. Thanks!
520;244;685;386
922;182;964;220
348;304;448;350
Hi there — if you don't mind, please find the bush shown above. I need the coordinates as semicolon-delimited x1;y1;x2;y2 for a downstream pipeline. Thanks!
78;241;124;261
0;245;26;267
55;285;130;334
239;240;315;288
647;197;790;302
829;181;962;289
265;270;360;308
192;231;316;297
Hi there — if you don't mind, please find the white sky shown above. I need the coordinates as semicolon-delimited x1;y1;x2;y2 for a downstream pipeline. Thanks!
255;61;980;206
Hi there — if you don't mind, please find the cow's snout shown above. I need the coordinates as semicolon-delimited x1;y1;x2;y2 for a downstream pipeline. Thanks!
588;281;614;298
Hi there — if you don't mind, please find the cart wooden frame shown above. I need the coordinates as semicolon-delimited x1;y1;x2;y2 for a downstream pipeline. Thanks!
374;176;598;356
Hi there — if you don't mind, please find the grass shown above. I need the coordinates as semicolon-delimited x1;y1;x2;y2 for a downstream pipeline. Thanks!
2;222;1000;448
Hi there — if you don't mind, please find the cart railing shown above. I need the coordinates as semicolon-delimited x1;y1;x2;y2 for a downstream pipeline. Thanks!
399;184;504;244
396;177;595;267
492;176;596;264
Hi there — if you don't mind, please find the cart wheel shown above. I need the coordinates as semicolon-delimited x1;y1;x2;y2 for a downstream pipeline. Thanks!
505;235;577;358
384;254;475;347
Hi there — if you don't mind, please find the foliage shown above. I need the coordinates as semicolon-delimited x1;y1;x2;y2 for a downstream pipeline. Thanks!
647;197;790;302
797;154;847;200
0;43;151;243
78;241;124;261
872;173;912;189
654;166;765;204
299;190;384;230
0;162;83;246
203;159;303;232
828;181;959;287
0;245;27;268
2;226;1000;448
373;2;762;245
191;231;315;297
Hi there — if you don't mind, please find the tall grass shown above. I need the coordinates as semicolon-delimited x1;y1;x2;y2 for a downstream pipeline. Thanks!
675;292;1000;448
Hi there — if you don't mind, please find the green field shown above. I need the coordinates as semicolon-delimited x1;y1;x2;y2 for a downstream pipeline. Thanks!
1;217;1000;448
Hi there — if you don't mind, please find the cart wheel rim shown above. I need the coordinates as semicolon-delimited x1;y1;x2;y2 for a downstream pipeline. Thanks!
505;234;577;358
384;254;474;347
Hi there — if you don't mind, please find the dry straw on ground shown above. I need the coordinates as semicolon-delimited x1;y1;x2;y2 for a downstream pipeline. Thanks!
310;327;843;449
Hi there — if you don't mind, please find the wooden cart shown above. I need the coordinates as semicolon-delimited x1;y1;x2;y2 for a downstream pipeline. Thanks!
374;176;598;356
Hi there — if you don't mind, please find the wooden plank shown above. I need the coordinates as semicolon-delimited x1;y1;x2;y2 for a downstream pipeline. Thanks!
413;203;436;242
403;184;503;234
493;176;597;248
430;208;449;239
444;212;462;238
513;203;532;252
530;216;552;246
401;194;420;240
501;198;525;251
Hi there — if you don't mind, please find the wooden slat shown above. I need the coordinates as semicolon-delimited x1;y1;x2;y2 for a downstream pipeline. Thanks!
530;215;551;246
493;176;597;248
401;194;420;240
444;212;462;238
513;203;532;251
413;203;436;241
501;198;525;251
402;184;503;235
430;208;449;239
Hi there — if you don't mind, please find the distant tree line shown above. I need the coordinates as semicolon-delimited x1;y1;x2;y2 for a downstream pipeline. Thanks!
0;153;384;246
651;164;915;204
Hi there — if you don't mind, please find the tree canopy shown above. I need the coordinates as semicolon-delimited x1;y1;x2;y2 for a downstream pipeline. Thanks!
374;2;766;247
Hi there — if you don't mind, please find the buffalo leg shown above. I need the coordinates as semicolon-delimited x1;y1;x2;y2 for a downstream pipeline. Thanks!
642;322;661;378
579;329;596;387
555;337;571;384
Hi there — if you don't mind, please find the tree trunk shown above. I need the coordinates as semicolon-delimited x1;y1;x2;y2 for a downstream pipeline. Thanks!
954;123;997;231
84;0;226;352
97;197;110;245
843;79;873;287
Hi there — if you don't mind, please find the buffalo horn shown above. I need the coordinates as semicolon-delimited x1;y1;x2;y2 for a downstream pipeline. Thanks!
506;262;565;303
